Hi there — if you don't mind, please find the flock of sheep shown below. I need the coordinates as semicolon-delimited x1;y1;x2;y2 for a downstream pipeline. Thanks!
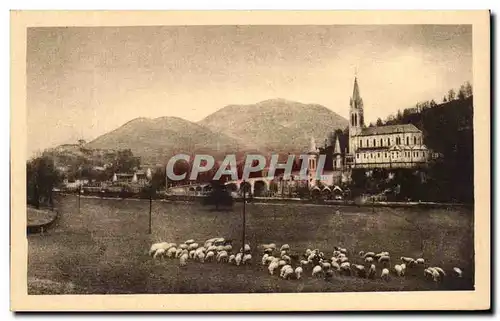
149;238;464;285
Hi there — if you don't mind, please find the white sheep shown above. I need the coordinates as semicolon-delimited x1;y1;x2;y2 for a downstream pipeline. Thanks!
365;257;374;264
268;261;279;275
185;239;195;245
228;254;236;264
339;257;349;264
378;255;391;265
363;251;375;259
242;254;252;265
367;264;376;279
205;251;215;262
207;245;217;252
175;248;183;258
166;247;177;258
261;253;269;265
216;245;225;252
300;259;309;267
280;250;288;257
280;264;292;278
179;244;188;250
425;268;441;282
179;253;189;266
153;248;166;259
358;250;365;257
235;253;243;266
188;250;196;259
339;247;347;255
375;251;389;259
394;264;404;277
400;256;414;264
240;244;251;253
197;251;206;263
352;264;366;278
433;267;446;278
282;255;291;264
278;260;287;267
331;262;340;271
223;245;233;252
312;265;323;277
295;267;303;280
305;249;312;257
281;266;294;280
188;243;199;251
321;262;332;270
265;256;276;265
381;268;390;281
453;267;463;278
217;251;229;263
415;258;425;265
280;244;290;252
149;242;174;256
401;263;407;274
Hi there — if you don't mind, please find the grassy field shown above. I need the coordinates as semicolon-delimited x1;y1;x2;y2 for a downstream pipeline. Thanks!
27;195;474;294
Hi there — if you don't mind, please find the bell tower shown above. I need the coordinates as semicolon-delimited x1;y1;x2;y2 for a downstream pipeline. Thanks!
348;76;365;155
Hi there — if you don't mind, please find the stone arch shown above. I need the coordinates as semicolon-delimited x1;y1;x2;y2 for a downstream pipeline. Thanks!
240;181;252;196
253;180;268;197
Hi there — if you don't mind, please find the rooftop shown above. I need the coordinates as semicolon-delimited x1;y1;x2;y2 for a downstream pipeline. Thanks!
359;124;421;136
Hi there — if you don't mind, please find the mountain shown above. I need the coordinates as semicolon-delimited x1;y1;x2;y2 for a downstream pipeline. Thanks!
198;98;348;154
86;117;247;163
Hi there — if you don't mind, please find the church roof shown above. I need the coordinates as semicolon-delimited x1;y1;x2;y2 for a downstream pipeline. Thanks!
359;124;421;136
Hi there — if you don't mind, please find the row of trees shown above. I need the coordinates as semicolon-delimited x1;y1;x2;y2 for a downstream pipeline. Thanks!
27;156;62;208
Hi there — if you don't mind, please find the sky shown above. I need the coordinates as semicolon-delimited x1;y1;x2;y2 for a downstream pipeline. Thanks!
27;25;472;157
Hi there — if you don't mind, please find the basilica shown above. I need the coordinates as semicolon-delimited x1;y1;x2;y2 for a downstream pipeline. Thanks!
307;76;432;187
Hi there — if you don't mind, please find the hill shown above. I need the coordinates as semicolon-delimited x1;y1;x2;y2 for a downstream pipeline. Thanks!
198;98;348;154
86;117;247;163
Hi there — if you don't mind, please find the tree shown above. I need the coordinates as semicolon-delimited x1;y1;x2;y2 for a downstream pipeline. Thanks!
430;99;437;108
447;89;456;101
458;85;467;100
26;156;62;208
443;96;447;103
77;139;86;147
203;180;233;211
114;149;140;174
376;118;383;126
464;81;473;97
151;167;166;191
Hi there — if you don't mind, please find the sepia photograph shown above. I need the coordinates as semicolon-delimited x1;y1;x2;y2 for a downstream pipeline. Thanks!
10;10;490;311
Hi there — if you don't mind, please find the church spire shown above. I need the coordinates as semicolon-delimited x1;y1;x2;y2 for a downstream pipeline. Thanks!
333;135;341;155
352;76;362;106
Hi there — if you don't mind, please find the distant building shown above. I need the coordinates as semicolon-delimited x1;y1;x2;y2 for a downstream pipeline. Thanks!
316;76;433;170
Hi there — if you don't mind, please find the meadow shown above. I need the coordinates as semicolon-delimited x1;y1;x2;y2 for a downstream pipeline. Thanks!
27;195;474;294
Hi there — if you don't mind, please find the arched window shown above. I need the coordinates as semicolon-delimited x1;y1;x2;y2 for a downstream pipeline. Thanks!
351;114;355;126
414;136;417;145
406;137;409;145
388;138;391;145
359;139;362;148
354;114;358;126
373;139;376;147
380;138;383;146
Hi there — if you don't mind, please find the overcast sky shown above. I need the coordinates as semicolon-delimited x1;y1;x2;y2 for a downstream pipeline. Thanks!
27;25;472;157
